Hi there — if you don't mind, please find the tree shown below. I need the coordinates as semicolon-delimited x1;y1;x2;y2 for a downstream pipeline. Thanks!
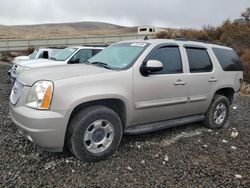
241;8;250;22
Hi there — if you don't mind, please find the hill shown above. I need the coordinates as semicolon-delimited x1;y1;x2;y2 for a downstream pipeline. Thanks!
0;21;137;39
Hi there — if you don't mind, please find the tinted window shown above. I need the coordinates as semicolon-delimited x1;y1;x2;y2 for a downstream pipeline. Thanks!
72;49;92;63
42;51;49;59
92;49;102;56
212;48;242;71
186;48;212;73
148;46;182;74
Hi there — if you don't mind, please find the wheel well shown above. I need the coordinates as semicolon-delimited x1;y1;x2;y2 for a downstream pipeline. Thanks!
64;99;127;151
214;88;235;104
68;99;127;128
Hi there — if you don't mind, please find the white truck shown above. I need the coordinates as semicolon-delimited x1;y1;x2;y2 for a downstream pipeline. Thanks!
8;48;62;75
12;48;62;64
10;46;104;81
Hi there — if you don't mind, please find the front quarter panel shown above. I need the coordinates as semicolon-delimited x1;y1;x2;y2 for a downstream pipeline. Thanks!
51;70;133;128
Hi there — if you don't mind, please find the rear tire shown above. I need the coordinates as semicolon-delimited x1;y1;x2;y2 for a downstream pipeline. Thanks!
66;106;123;162
203;94;230;129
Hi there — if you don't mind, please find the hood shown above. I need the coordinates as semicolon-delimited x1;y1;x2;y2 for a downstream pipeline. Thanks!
15;56;30;61
18;64;113;86
17;59;55;67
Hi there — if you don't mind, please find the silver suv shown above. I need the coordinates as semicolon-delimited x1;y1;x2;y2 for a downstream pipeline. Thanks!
10;39;243;162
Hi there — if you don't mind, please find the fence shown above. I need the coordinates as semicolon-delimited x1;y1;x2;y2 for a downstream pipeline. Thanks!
0;34;154;51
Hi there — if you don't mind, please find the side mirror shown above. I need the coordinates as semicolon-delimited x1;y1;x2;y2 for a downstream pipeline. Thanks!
69;56;80;64
141;60;163;76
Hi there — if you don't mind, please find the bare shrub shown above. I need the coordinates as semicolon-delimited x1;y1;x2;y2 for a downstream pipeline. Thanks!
241;49;250;82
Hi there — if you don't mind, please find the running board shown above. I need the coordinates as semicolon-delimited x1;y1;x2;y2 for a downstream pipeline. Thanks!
124;115;205;135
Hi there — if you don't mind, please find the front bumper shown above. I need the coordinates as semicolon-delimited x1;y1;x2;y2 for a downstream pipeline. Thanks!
9;103;67;152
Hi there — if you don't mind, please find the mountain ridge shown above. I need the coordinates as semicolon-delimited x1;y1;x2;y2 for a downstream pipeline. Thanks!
0;21;137;39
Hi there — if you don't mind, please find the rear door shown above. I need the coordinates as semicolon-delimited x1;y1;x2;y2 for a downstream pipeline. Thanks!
183;45;216;115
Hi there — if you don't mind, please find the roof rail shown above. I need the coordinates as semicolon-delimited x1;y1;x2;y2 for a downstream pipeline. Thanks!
175;38;209;44
175;38;187;41
83;44;109;47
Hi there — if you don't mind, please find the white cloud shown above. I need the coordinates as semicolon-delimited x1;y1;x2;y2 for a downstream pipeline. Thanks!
0;0;249;28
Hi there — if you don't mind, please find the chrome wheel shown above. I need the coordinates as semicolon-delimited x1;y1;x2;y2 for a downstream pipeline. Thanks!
83;119;114;154
213;103;227;125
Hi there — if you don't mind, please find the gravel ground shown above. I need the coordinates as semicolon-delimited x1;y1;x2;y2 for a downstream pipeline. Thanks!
0;63;249;187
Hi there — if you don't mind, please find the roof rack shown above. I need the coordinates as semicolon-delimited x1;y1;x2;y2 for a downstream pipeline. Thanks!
175;38;209;44
82;44;109;47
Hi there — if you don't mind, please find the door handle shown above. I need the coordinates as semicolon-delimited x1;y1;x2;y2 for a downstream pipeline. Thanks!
174;79;186;86
209;77;218;83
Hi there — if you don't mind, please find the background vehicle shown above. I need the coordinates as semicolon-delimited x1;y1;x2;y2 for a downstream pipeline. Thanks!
9;39;243;162
9;46;104;81
12;48;62;63
8;48;62;75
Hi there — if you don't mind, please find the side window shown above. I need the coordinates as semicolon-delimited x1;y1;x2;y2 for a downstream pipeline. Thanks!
92;49;102;56
38;51;49;59
186;48;212;73
212;48;242;71
72;49;92;63
147;46;183;74
43;51;49;59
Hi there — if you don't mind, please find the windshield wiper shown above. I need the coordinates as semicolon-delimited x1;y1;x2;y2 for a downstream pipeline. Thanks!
85;60;91;64
90;62;113;70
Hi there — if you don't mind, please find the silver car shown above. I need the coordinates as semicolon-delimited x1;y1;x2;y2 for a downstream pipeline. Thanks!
10;39;243;162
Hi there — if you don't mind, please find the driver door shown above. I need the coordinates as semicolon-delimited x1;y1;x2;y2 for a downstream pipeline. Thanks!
132;45;189;125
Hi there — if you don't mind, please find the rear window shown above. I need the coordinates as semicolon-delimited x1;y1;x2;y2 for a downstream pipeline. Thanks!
186;48;213;73
212;48;242;71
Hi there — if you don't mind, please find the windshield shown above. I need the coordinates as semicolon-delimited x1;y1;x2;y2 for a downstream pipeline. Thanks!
30;50;39;59
51;47;77;61
88;42;148;69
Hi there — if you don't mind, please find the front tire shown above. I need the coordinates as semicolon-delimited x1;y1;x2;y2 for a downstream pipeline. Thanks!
67;106;123;162
203;94;230;129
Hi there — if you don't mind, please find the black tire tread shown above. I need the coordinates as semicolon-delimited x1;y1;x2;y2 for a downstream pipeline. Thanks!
203;94;230;129
66;105;123;162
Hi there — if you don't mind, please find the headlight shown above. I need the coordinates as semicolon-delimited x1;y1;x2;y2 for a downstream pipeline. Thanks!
26;81;54;110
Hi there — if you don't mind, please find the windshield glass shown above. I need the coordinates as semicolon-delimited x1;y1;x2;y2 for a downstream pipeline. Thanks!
30;50;39;59
51;47;77;61
88;42;148;69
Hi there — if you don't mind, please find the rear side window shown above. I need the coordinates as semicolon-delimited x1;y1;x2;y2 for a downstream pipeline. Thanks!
148;46;183;74
186;48;213;73
212;48;242;71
